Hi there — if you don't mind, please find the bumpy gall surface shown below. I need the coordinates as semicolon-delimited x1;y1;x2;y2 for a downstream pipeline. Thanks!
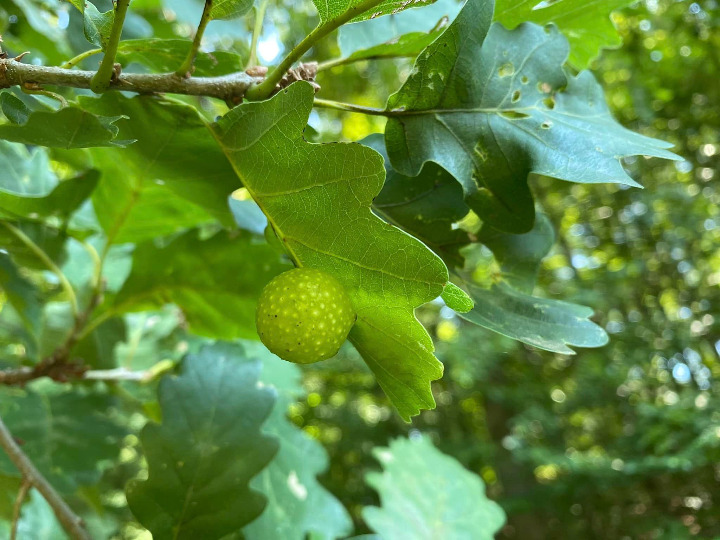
256;268;357;364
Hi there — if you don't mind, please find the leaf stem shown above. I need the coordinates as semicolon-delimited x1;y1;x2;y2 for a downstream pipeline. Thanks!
60;48;102;70
313;97;388;116
0;222;78;317
176;0;214;77
245;0;385;100
90;0;131;93
10;479;31;540
0;416;91;540
247;0;270;69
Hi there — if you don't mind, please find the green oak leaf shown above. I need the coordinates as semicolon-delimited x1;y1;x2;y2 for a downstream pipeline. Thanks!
0;139;55;194
459;281;609;354
365;134;470;267
337;0;460;61
80;93;239;243
0;105;131;148
83;3;114;49
116;39;244;76
243;342;353;540
0;252;42;337
477;213;555;293
126;342;278;540
385;0;679;234
495;0;635;69
364;436;506;539
0;170;99;221
314;0;435;25
209;0;254;20
0;385;126;493
112;230;290;340
211;82;449;421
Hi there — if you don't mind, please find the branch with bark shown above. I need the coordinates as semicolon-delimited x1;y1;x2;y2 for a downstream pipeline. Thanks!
0;57;264;102
0;416;91;540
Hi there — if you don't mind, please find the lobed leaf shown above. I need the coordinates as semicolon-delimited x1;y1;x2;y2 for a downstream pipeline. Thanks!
364;436;506;539
366;134;470;267
126;342;278;540
0;101;131;149
459;281;609;354
243;343;353;540
211;82;449;421
495;0;636;68
477;213;555;293
385;0;679;233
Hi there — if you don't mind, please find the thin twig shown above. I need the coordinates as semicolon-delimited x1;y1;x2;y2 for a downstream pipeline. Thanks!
0;222;78;317
90;0;132;92
176;0;214;78
247;0;270;69
244;0;385;100
10;479;31;540
60;48;102;70
0;58;262;101
0;416;91;540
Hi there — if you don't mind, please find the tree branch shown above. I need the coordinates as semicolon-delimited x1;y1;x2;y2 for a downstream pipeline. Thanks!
0;58;262;101
244;0;385;100
0;416;91;540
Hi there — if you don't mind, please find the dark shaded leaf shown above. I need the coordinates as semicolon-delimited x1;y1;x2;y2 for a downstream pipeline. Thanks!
126;342;278;540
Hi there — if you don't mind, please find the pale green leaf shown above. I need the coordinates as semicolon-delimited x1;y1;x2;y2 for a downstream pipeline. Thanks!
244;343;353;540
126;342;278;540
459;281;609;354
364;436;506;539
83;3;114;49
0;106;130;149
113;230;290;340
495;0;635;68
0;140;56;194
211;82;449;421
0;171;99;221
210;0;254;20
0;491;66;540
314;0;435;25
116;39;244;76
441;282;473;313
386;0;679;233
337;0;460;60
